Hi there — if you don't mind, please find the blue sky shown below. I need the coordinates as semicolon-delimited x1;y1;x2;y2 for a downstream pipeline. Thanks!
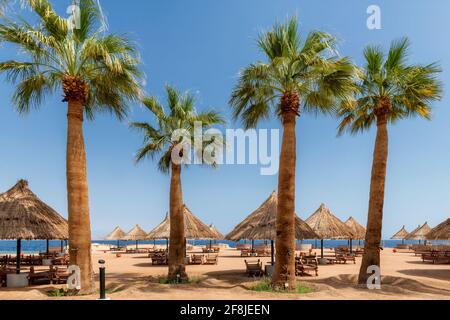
0;0;449;239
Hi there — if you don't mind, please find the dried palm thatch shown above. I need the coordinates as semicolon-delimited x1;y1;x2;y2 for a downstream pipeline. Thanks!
405;222;432;241
305;203;353;240
122;224;147;241
426;218;450;240
209;224;224;240
105;226;126;240
147;207;219;240
390;226;409;240
225;191;318;241
147;212;170;240
345;217;366;240
0;180;68;240
183;205;219;240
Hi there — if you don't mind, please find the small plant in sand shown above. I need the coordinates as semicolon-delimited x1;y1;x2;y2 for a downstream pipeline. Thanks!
249;278;313;294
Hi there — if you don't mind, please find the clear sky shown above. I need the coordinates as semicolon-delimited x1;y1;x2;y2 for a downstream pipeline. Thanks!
0;0;449;239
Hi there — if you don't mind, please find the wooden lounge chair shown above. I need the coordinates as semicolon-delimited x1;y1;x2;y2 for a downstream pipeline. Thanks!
244;259;263;277
28;266;52;285
240;248;252;257
422;252;450;264
204;254;219;265
150;252;167;265
295;257;318;276
51;267;70;284
255;246;270;257
191;254;204;265
335;253;356;264
52;255;69;266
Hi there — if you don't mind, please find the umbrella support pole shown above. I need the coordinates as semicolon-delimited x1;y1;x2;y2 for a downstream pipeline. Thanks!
270;240;274;266
16;238;21;274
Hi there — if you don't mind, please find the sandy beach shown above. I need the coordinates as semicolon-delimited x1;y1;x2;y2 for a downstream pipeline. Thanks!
0;244;448;300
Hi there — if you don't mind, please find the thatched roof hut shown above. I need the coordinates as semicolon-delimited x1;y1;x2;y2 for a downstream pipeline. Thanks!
305;204;353;240
390;226;409;240
225;191;318;241
209;224;224;240
147;207;218;240
147;212;170;240
0;180;68;240
183;205;219;240
426;218;450;240
105;226;126;240
122;224;147;241
405;222;432;241
345;217;366;240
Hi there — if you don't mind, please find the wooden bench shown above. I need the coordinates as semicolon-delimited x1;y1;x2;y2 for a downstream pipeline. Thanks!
295;257;318;276
244;259;264;277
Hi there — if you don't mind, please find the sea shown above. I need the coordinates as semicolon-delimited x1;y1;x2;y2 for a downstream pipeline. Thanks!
1;239;447;254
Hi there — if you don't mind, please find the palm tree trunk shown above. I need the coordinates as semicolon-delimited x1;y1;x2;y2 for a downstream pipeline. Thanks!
168;162;187;281
358;113;388;285
272;109;297;289
66;100;95;294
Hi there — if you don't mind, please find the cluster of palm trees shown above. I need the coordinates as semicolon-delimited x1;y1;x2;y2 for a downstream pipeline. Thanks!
0;1;442;294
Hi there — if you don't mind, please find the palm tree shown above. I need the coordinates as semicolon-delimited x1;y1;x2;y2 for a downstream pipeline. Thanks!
0;0;142;293
230;17;356;289
131;85;224;281
338;38;442;285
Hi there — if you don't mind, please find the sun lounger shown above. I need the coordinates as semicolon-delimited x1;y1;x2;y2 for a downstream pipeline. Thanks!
150;252;168;265
295;257;318;276
255;246;271;257
335;253;356;264
51;267;70;284
28;266;52;285
204;254;219;265
244;259;264;277
191;254;204;265
422;252;450;264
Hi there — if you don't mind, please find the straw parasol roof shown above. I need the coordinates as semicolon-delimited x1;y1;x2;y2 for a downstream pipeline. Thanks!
405;222;432;241
183;205;219;240
105;226;126;240
305;203;353;240
147;207;219;240
426;218;450;240
225;191;318;241
345;217;366;240
390;226;409;240
0;179;68;240
147;212;170;239
209;224;224;240
122;224;147;241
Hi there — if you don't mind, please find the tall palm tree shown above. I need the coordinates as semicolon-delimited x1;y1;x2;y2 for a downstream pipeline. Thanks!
0;0;142;293
338;38;442;285
230;17;356;289
131;85;224;281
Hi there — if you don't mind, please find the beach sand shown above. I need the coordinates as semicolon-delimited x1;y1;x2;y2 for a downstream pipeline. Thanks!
0;245;449;300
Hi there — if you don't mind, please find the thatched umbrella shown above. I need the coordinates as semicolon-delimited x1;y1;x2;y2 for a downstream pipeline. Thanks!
122;224;147;249
390;225;409;244
305;203;353;258
0;180;68;274
147;207;218;252
147;212;170;250
225;191;318;265
426;218;450;241
207;224;224;249
105;226;126;247
345;217;366;252
405;222;432;243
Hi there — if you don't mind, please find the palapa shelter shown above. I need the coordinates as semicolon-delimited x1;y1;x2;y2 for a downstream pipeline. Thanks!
147;212;170;249
147;207;218;251
390;226;409;244
426;218;450;241
344;217;366;251
122;224;147;249
405;222;432;243
209;224;224;240
305;203;353;258
105;226;126;247
225;191;318;265
0;180;68;273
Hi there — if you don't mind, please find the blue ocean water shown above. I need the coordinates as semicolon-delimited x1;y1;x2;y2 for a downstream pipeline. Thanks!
1;239;444;254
